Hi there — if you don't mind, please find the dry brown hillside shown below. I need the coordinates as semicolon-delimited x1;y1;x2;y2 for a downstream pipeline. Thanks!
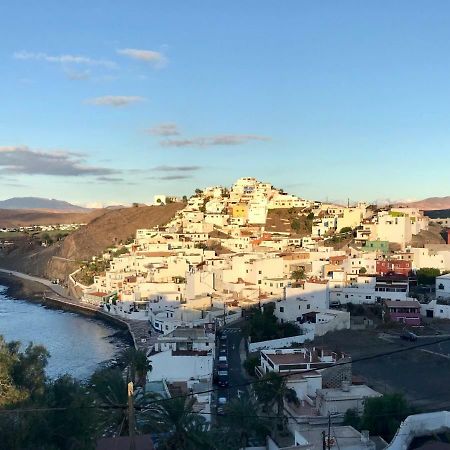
0;203;183;280
46;203;183;280
265;208;313;236
0;208;105;227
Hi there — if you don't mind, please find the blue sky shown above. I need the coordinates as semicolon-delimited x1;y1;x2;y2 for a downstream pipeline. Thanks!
1;1;450;206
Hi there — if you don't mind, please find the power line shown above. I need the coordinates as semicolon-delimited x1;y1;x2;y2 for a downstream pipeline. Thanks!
144;334;450;405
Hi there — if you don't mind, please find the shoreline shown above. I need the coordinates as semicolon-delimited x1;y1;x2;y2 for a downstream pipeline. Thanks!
0;272;134;348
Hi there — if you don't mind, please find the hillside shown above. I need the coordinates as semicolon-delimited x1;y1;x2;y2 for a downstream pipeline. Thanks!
265;208;313;236
0;203;183;281
410;223;446;247
0;197;90;212
0;208;102;228
47;203;183;280
400;196;450;211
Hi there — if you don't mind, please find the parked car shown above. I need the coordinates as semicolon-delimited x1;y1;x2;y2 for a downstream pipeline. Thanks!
217;360;228;370
217;370;229;387
400;330;418;342
217;395;227;415
218;355;227;364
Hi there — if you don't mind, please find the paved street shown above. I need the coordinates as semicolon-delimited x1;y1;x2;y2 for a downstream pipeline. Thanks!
215;323;248;412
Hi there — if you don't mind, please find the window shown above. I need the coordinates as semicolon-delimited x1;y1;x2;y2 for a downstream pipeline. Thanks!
345;294;349;298
279;307;284;313
307;304;310;310
439;284;445;290
366;296;371;300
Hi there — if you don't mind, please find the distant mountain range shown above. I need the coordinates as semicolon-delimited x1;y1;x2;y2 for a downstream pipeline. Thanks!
0;197;90;212
398;196;450;211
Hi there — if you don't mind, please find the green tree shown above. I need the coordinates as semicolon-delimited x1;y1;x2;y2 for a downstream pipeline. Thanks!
291;218;302;233
0;337;98;450
182;195;188;203
254;372;298;436
359;267;367;274
121;348;152;387
90;367;159;436
343;408;361;429
339;227;352;234
155;397;211;450
291;268;306;281
222;396;270;448
416;267;441;285
243;355;260;377
360;393;413;442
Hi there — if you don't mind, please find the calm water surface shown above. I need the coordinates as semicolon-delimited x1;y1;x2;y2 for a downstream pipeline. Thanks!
0;285;126;379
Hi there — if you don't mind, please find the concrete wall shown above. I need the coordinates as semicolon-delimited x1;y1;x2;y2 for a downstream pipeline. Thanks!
386;411;450;450
248;331;314;352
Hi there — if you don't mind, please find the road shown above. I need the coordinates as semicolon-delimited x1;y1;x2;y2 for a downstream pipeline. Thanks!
214;322;248;417
0;268;72;298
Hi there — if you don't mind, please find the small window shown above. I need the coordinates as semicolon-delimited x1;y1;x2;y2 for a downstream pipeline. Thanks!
439;283;445;290
307;304;310;310
366;296;371;300
279;306;284;313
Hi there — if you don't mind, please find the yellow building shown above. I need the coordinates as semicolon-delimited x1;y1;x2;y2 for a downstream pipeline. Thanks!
231;203;248;219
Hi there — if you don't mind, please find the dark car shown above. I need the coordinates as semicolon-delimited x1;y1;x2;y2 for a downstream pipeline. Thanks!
217;370;229;387
217;360;228;370
400;330;418;342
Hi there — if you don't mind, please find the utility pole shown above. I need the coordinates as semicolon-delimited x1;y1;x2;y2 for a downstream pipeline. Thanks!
327;413;331;449
322;430;326;450
128;381;136;450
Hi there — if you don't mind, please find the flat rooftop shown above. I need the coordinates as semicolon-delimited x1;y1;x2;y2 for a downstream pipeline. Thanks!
317;384;381;400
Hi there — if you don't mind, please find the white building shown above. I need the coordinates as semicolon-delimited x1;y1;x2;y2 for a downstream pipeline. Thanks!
436;273;450;299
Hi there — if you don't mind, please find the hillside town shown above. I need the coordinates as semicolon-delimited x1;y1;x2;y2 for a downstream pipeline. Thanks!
64;177;450;449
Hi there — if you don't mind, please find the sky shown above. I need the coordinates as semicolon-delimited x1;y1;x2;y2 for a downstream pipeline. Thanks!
1;1;450;206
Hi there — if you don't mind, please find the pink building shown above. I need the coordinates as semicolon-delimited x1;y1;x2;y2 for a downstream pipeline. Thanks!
385;300;421;326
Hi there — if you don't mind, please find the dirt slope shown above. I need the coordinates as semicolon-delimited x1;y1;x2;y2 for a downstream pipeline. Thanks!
399;196;450;210
0;203;183;281
0;208;105;227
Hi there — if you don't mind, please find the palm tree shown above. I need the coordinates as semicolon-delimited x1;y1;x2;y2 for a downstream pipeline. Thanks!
222;396;270;448
121;348;152;387
253;372;299;436
154;397;211;450
90;367;160;436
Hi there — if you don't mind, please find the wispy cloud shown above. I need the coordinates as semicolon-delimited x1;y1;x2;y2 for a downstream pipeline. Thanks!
160;134;271;148
0;146;117;177
86;95;145;107
117;48;167;68
64;69;91;80
152;165;201;172
96;176;125;183
147;123;180;136
13;51;116;69
148;174;192;181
